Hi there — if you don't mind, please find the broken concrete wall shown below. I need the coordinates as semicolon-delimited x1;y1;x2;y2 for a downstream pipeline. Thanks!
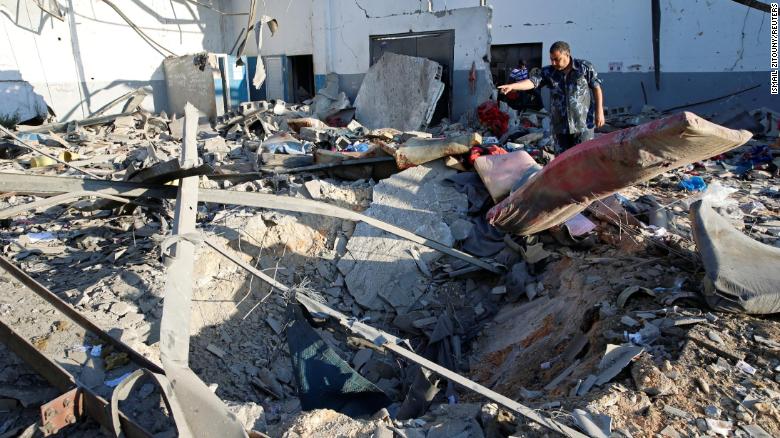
337;161;465;313
488;0;779;113
163;54;218;120
354;53;444;131
0;0;226;121
222;1;494;119
318;4;494;121
223;0;778;116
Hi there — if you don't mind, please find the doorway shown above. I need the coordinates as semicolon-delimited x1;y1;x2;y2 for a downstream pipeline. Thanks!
490;43;543;85
491;43;544;111
369;30;455;125
251;55;314;103
288;55;315;103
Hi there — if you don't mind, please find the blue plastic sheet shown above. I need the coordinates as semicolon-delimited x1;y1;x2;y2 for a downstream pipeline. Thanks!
344;143;370;153
679;176;707;192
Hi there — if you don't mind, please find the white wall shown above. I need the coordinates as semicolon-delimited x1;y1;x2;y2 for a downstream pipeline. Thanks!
323;2;492;75
222;0;772;77
0;0;226;121
660;0;768;72
223;0;314;57
487;0;769;73
3;0;771;123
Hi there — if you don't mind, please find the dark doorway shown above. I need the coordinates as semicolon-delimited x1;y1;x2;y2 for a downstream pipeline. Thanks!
491;43;544;111
289;55;315;103
490;43;543;85
369;30;455;125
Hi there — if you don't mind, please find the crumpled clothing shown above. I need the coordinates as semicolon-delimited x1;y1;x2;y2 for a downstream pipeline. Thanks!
460;215;507;257
468;145;507;166
509;67;529;82
679;176;707;192
443;172;492;214
262;133;308;154
477;101;509;136
344;143;370;153
287;304;391;416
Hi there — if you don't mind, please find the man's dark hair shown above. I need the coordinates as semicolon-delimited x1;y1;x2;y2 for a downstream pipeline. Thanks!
550;41;570;54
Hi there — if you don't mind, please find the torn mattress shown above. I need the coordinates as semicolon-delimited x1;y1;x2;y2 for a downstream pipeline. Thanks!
690;200;780;314
487;112;752;235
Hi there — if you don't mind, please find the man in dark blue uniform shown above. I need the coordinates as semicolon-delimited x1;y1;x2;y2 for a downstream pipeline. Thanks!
499;41;605;152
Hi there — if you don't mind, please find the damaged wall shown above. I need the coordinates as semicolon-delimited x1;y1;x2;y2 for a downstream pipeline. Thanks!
324;3;494;121
221;0;314;58
6;0;774;124
226;0;494;121
489;0;778;113
225;0;778;122
0;0;226;122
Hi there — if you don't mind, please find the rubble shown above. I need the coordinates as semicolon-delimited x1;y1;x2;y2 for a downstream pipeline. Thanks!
337;161;464;311
0;29;779;438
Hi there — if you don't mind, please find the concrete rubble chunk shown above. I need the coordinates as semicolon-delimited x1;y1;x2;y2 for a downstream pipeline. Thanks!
660;425;682;438
704;405;721;418
206;343;226;359
450;218;474;241
741;424;773;438
0;385;59;408
595;344;644;386
78;356;105;389
312;73;351;119
163;53;219;121
572;409;609;438
352;348;373;371
226;401;267;434
425;403;484;438
706;419;733;436
522;243;550;264
663;405;691;420
337;162;463;311
631;354;676;396
354;52;445;132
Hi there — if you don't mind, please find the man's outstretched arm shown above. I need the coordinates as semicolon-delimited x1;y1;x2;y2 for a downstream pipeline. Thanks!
498;79;536;94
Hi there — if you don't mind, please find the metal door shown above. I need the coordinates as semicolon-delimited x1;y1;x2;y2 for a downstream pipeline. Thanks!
264;56;285;101
369;31;454;124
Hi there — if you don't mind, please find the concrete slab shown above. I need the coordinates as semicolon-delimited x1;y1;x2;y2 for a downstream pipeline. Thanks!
163;53;218;120
354;52;444;132
337;161;465;311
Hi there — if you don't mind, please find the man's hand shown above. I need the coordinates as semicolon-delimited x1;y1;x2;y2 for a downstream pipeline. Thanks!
595;110;605;128
498;84;515;95
593;86;605;128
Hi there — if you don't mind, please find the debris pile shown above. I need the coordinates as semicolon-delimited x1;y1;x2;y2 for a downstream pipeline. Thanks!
0;65;779;438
